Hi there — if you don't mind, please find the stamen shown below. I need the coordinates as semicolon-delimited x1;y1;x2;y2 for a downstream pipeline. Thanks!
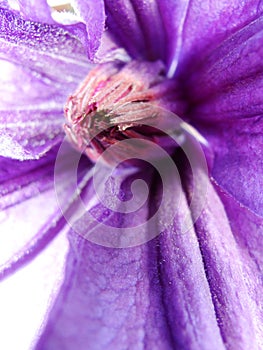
64;60;185;164
48;1;73;12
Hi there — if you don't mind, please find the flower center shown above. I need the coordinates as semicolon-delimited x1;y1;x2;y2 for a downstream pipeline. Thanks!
64;60;185;165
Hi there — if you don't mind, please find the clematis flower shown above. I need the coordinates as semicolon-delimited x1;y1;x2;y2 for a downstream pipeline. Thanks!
0;0;263;349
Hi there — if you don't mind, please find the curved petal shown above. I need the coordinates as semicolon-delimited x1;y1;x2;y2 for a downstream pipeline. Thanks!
14;0;54;23
177;0;263;76
213;179;263;277
0;142;93;280
0;146;58;209
36;169;224;350
7;1;90;52
156;0;189;76
198;116;263;217
0;185;59;269
0;142;74;344
0;7;91;80
0;225;68;350
71;0;105;59
104;0;166;62
0;8;93;159
104;1;263;75
187;16;263;121
0;110;64;160
189;171;263;348
0;0;8;8
0;61;64;159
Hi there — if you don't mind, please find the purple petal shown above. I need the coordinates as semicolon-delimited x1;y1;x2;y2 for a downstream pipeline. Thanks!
177;0;263;76
156;0;193;76
8;1;91;52
214;180;263;285
37;170;224;349
0;7;91;78
71;0;105;59
15;0;54;23
0;110;64;160
198;116;263;217
0;8;93;159
94;32;131;63
0;205;66;281
104;1;263;75
191;174;263;348
0;183;60;270
0;146;58;210
0;0;8;7
104;0;166;62
187;16;263;121
0;142;93;280
0;220;68;350
0;141;89;207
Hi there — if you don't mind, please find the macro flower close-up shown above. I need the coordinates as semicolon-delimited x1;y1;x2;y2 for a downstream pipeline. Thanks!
0;0;263;349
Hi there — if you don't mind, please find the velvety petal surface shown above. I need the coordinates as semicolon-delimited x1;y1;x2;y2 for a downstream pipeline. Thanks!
0;7;91;85
0;146;60;210
0;108;64;160
0;0;8;7
186;16;263;121
104;1;263;75
156;0;189;75
0;59;64;159
0;7;92;159
0;141;93;282
213;180;263;293
189;172;263;349
0;182;60;269
197;116;263;217
176;0;263;75
37;169;225;350
8;1;90;51
104;0;166;62
71;0;105;59
0;216;68;350
12;0;54;23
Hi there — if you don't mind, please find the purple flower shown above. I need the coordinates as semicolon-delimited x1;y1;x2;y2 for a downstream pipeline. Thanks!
0;1;263;349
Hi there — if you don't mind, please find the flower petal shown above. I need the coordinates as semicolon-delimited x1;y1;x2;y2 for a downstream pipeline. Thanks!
36;170;224;349
198;116;263;217
177;0;263;75
104;0;166;62
103;1;263;75
0;184;60;270
0;61;64;159
7;1;90;52
0;142;93;281
71;0;105;59
214;180;263;289
0;8;93;159
0;110;64;160
187;16;263;121
156;0;194;76
12;0;54;23
0;146;58;210
0;7;91;80
0;223;68;350
0;0;8;8
190;172;263;348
